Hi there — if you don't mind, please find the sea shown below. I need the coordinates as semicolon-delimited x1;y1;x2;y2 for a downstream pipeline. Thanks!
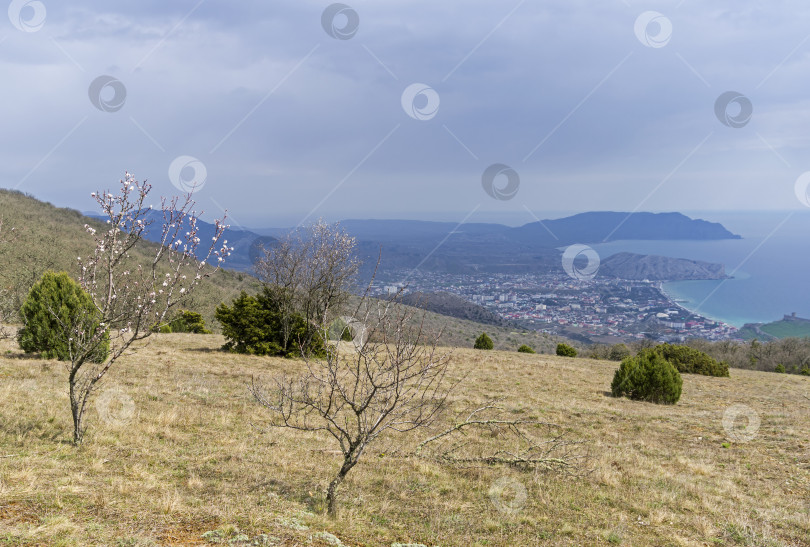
589;210;810;328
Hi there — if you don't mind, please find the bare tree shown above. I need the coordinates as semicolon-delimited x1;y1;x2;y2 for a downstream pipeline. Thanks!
253;220;360;352
62;172;231;444
251;294;452;516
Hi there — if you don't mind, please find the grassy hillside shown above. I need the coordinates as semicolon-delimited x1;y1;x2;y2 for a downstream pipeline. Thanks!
400;291;515;328
0;189;255;331
392;304;558;354
737;320;810;341
760;320;810;339
0;334;807;545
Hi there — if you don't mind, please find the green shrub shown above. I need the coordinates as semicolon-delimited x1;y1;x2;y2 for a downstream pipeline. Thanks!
774;363;786;373
517;344;535;354
160;310;211;334
556;343;577;357
585;345;609;360
611;351;682;404
474;332;494;350
650;343;729;377
801;366;810;376
17;271;108;362
215;289;325;357
608;343;632;361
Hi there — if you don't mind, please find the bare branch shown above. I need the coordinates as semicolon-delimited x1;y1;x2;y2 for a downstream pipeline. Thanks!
253;220;360;354
251;288;453;516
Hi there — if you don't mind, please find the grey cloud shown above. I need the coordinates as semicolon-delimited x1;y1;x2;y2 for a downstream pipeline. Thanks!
1;0;809;226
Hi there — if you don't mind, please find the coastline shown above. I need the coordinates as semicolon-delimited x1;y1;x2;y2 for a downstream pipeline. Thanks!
657;281;738;330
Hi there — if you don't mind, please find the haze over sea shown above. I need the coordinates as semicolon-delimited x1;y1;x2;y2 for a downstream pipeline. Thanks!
588;210;810;328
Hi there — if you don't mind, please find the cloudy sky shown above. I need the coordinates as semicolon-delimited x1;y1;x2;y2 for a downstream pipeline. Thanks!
2;0;810;228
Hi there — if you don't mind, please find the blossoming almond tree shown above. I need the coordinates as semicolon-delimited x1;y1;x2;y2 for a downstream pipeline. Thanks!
66;172;231;444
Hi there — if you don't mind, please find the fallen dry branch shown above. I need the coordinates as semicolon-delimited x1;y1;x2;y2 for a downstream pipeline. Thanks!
415;400;590;474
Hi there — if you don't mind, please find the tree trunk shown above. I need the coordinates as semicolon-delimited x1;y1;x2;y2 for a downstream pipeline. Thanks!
326;458;356;516
70;382;84;445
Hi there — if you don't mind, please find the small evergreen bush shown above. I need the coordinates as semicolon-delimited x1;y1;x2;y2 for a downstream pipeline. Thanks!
774;363;786;373
517;344;536;354
474;332;494;350
608;343;632;361
215;289;325;357
160;310;211;334
556;343;577;357
651;343;729;377
17;271;108;362
611;351;682;404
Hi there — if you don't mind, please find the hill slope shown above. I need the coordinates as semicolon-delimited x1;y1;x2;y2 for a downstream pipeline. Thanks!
0;335;806;545
0;189;258;329
399;291;516;328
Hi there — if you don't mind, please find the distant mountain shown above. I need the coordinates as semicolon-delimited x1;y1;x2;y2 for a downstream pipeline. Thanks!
510;212;740;245
599;252;727;281
341;212;740;277
130;211;740;276
339;212;738;246
87;211;276;272
399;291;516;328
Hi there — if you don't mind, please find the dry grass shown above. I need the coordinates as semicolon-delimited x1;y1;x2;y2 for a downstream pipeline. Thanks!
0;334;808;546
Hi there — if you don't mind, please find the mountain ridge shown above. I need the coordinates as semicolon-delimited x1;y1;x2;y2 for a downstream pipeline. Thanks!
599;252;728;281
231;212;742;275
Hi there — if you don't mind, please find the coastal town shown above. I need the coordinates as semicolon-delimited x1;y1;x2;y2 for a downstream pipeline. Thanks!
372;270;740;344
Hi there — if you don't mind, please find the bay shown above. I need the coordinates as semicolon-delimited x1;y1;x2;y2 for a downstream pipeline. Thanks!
589;210;810;328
